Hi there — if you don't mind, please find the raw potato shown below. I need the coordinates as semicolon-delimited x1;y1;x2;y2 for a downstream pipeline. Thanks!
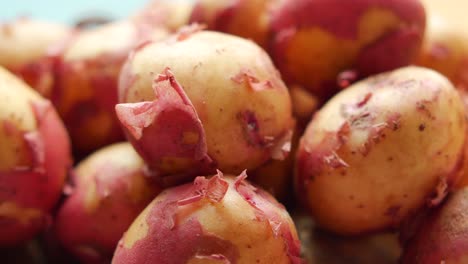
418;0;468;90
112;171;302;264
189;0;275;48
55;143;162;263
417;0;468;188
0;67;71;246
270;0;426;100
116;29;294;185
0;18;71;97
54;20;168;155
401;187;468;264
133;0;194;32
296;66;466;235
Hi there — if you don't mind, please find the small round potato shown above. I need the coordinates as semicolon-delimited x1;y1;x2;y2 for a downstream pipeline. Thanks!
418;0;468;90
133;0;194;32
112;171;302;264
53;20;168;155
55;143;162;263
0;18;71;97
116;29;294;185
270;0;426;100
401;187;468;264
0;66;71;246
296;66;466;235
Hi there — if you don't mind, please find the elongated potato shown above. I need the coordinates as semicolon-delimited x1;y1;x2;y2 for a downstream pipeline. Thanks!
55;143;161;263
0;67;71;246
116;29;294;185
0;18;71;97
112;171;302;264
270;0;426;100
53;20;168;155
296;66;466;235
401;187;468;264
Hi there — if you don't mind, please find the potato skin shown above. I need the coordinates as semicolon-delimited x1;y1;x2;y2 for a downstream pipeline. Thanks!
55;143;161;263
189;0;275;48
0;18;71;97
53;20;168;155
401;187;468;264
112;172;302;264
117;30;294;185
270;0;426;100
0;67;71;246
295;66;466;235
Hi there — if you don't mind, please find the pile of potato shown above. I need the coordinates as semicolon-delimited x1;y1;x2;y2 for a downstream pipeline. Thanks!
1;0;468;263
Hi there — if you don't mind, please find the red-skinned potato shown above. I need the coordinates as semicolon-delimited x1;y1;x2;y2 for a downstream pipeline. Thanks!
270;0;426;100
416;1;468;189
401;187;468;264
55;143;162;263
112;171;302;264
0;66;72;246
116;28;294;185
189;0;276;48
0;18;71;97
418;0;468;90
53;20;169;155
296;66;466;235
133;0;194;32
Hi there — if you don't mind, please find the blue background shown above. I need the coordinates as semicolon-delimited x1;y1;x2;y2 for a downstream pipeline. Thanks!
1;0;150;24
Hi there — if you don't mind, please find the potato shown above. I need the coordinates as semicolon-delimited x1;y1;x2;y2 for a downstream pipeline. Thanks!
189;0;275;48
0;18;71;97
295;66;466;235
53;20;168;155
416;1;468;189
401;187;468;264
55;143;161;263
0;67;71;246
132;0;194;32
116;29;294;185
270;0;426;100
112;171;302;264
418;0;468;90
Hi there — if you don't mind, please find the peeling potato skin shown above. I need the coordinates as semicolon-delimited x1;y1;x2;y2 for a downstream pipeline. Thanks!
295;66;466;235
117;30;294;182
269;0;426;100
112;172;302;264
0;67;72;246
0;18;72;98
189;0;275;49
55;143;162;264
401;187;468;264
53;20;169;155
